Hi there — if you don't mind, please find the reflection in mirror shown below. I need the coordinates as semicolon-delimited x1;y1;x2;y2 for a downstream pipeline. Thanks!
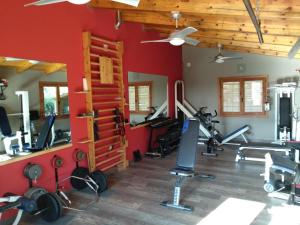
0;56;71;162
128;72;168;126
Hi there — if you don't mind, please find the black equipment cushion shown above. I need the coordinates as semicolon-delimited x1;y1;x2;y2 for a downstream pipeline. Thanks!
27;114;56;152
174;119;199;172
279;97;291;128
0;106;12;136
222;125;249;141
269;153;297;175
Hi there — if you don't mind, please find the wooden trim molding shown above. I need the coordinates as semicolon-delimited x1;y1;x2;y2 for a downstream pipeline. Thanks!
0;143;72;166
39;81;69;119
128;81;152;114
219;75;268;117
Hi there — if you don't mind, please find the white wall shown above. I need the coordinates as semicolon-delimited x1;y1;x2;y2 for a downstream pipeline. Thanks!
183;46;300;142
128;72;168;124
0;67;70;152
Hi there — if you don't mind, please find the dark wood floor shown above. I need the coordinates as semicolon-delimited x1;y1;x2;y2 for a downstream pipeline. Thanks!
20;146;300;225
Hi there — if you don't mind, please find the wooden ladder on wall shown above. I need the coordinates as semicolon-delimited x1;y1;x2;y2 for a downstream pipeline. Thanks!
82;31;128;172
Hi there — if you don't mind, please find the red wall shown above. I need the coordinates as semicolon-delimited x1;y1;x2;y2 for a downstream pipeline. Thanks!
0;0;182;201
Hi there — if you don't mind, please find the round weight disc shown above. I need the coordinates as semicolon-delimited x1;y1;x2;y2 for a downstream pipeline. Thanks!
90;170;108;194
74;150;86;162
52;156;64;169
37;193;61;222
70;167;89;190
24;164;42;180
24;187;47;202
48;193;63;218
264;182;275;193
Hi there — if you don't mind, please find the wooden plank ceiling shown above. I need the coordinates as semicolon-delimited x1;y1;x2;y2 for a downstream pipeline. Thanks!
0;57;66;74
90;0;300;58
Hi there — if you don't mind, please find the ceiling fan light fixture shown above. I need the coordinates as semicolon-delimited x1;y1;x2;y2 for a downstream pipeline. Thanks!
216;59;224;63
67;0;90;4
29;60;40;64
170;38;185;46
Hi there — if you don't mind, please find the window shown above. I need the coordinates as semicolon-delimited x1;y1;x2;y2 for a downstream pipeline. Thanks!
39;82;69;118
128;81;152;114
219;76;267;116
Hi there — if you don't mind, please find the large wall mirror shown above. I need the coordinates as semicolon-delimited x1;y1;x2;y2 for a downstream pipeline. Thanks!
0;56;71;162
128;72;168;126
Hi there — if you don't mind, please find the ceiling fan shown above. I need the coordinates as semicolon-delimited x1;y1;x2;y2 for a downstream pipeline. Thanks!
141;11;199;47
24;0;140;7
209;43;243;63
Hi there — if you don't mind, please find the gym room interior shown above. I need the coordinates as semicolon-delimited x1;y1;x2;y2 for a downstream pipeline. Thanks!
0;1;300;225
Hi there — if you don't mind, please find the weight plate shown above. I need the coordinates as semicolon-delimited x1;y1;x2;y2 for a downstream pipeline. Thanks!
74;150;86;162
20;197;37;213
37;193;61;222
48;193;63;218
70;167;89;190
90;170;108;194
24;164;42;180
52;156;64;168
264;182;275;193
24;187;47;202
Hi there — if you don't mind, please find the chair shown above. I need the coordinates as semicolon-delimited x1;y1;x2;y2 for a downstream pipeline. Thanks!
0;106;22;155
161;119;214;211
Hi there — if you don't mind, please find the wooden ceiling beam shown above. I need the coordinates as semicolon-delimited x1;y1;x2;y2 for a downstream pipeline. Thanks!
90;0;300;19
144;26;298;46
156;32;293;52
197;43;300;59
121;11;300;36
16;62;36;73
199;38;291;53
44;63;66;74
141;28;299;57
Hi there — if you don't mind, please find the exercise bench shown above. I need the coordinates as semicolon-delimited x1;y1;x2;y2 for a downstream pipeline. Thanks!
263;152;300;205
161;119;214;211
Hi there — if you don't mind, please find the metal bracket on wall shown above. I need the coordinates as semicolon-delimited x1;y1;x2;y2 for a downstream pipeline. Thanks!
115;10;122;30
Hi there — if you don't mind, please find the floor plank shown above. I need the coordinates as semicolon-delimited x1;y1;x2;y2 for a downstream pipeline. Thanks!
19;146;300;225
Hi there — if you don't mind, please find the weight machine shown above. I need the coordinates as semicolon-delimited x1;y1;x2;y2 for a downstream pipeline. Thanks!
236;82;300;163
0;91;32;155
174;80;250;147
273;82;298;144
15;91;31;147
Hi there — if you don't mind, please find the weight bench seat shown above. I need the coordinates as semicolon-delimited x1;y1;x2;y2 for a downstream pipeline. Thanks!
25;115;56;152
161;119;214;211
266;153;298;175
161;119;199;211
221;125;250;144
170;168;195;177
236;143;290;162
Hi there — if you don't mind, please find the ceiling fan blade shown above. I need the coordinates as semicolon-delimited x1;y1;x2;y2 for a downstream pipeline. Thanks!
173;27;198;38
25;0;66;6
112;0;140;7
184;37;200;46
221;56;243;60
141;38;171;44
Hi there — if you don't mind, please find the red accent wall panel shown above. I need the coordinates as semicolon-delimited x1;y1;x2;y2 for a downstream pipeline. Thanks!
0;0;182;205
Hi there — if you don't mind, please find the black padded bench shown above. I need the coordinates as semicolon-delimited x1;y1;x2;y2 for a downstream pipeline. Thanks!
263;152;300;205
161;119;214;211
